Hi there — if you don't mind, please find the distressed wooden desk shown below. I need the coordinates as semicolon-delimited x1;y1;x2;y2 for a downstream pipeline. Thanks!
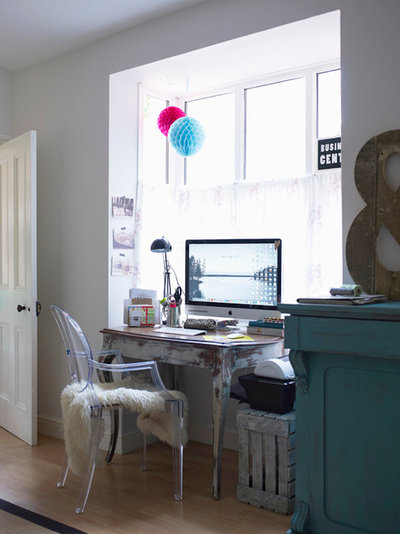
101;326;283;500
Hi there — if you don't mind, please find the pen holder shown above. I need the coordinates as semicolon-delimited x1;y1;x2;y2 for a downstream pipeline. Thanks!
166;304;181;327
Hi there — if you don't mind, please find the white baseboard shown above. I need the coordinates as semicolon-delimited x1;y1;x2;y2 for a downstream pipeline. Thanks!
38;415;64;440
38;415;154;454
38;416;239;453
188;422;239;451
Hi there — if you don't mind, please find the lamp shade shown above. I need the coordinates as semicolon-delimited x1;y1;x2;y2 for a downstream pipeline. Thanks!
150;237;172;253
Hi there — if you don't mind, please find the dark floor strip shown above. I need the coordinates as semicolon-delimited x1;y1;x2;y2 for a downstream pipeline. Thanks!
0;498;87;534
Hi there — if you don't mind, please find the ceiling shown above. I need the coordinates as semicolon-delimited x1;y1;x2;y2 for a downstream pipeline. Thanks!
118;10;340;96
0;0;207;71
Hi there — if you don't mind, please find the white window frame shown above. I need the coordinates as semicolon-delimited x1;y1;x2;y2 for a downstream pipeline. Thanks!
138;84;183;187
183;91;237;185
183;60;340;184
315;66;342;146
138;60;340;188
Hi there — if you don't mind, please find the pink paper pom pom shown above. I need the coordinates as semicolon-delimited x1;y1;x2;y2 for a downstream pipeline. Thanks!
157;106;185;136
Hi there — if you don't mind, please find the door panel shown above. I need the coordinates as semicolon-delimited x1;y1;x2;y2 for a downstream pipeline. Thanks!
15;327;28;408
15;153;27;289
0;323;10;401
0;159;8;287
0;131;37;445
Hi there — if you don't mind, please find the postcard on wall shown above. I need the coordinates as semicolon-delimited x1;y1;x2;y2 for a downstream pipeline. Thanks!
113;225;135;249
112;196;134;218
111;251;134;276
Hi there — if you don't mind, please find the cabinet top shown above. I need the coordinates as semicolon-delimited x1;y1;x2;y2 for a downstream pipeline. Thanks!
279;301;400;321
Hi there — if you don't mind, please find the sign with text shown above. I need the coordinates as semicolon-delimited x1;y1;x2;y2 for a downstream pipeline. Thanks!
318;137;341;170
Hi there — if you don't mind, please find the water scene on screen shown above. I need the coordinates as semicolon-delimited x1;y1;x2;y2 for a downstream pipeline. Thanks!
187;242;278;306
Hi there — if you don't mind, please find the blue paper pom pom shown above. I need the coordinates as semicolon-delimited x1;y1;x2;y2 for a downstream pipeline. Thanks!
168;117;205;157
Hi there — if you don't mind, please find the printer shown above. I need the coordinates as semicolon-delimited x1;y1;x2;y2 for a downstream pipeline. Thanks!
238;357;295;414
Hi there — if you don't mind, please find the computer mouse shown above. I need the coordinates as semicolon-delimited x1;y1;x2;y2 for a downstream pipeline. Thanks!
226;333;245;339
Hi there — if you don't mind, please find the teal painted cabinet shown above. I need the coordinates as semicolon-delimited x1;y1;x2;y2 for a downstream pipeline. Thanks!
278;302;400;534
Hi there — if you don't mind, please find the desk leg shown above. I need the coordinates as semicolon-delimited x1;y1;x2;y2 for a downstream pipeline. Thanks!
211;360;232;500
167;364;180;390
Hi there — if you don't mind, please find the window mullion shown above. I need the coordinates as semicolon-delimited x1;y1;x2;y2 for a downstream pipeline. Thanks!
137;83;145;184
169;96;185;187
305;70;316;175
235;87;245;183
141;86;173;186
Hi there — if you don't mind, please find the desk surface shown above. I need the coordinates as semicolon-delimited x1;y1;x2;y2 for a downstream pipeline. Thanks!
101;325;281;348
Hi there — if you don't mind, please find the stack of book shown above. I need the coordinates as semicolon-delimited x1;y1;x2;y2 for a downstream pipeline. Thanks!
247;317;285;337
297;294;387;305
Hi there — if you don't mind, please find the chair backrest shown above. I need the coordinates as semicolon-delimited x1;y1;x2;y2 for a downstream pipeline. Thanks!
50;305;95;390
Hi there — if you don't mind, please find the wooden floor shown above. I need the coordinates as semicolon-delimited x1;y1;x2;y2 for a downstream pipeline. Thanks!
0;429;291;534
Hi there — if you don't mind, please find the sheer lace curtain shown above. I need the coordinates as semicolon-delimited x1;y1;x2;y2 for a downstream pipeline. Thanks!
133;171;342;306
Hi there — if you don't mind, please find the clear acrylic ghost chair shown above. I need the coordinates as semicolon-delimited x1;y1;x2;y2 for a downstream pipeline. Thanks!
50;305;184;514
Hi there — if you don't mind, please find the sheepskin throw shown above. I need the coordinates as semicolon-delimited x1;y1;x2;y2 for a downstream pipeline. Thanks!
61;379;188;476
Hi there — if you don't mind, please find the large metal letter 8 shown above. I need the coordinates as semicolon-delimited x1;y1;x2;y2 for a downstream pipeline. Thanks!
346;130;400;300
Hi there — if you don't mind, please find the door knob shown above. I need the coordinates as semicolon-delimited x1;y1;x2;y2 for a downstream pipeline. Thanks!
17;305;26;312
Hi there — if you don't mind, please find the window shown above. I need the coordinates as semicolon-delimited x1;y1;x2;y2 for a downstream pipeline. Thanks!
142;94;169;185
185;93;235;186
137;64;342;304
245;77;306;181
142;66;341;188
317;69;341;139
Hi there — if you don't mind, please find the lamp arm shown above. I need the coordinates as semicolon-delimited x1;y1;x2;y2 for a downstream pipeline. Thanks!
163;252;172;298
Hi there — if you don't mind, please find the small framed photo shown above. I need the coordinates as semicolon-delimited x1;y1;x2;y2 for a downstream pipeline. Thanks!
111;251;134;276
112;196;134;217
113;226;135;249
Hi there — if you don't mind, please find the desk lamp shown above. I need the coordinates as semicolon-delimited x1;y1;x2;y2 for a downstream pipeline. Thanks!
150;237;172;299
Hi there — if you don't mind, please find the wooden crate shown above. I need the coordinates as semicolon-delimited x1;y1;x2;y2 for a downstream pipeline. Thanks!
237;408;296;515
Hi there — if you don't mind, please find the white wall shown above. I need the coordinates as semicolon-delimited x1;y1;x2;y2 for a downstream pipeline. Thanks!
108;74;139;328
0;68;11;139
9;0;400;441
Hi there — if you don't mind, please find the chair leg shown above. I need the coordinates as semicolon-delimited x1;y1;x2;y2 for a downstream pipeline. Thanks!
105;408;119;464
166;398;184;501
75;412;103;514
172;442;183;501
140;432;147;471
57;451;69;488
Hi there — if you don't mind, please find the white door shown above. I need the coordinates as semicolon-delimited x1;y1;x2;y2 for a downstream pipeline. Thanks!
0;131;37;445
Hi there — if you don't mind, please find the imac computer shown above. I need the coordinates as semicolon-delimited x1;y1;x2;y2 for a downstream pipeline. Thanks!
185;238;282;322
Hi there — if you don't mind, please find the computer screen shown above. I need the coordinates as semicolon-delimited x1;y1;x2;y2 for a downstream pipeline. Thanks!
185;238;282;321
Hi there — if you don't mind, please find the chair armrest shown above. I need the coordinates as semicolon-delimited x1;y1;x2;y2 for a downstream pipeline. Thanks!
91;359;167;391
92;350;124;383
93;349;123;364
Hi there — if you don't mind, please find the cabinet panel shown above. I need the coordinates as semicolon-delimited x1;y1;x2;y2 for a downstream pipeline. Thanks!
310;355;400;533
280;303;400;534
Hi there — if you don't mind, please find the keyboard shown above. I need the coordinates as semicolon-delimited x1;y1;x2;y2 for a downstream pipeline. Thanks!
154;326;206;336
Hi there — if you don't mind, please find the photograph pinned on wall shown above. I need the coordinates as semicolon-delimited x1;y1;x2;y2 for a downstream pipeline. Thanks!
113;225;135;249
112;196;134;217
111;251;134;276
